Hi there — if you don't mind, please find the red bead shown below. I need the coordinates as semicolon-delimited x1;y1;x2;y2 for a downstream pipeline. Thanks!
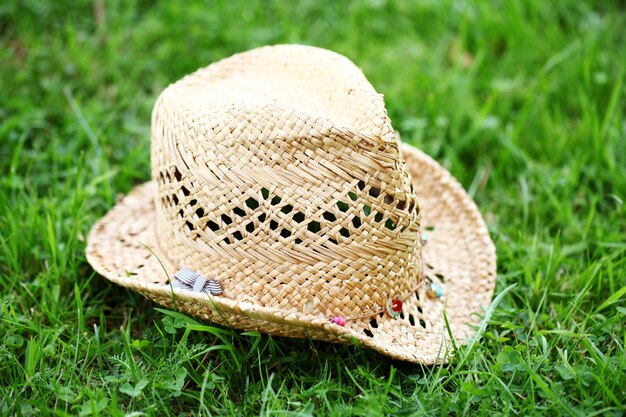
386;298;403;317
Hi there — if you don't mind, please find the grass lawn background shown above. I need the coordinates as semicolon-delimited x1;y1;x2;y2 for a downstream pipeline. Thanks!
1;0;625;415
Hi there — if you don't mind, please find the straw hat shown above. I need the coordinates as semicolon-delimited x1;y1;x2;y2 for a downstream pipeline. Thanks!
86;44;496;364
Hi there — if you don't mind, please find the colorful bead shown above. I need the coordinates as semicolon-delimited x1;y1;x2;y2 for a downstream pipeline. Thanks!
427;283;443;299
386;298;403;318
420;232;429;244
332;316;346;326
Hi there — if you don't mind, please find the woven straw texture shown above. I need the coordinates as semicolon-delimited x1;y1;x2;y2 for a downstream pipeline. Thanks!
86;45;496;364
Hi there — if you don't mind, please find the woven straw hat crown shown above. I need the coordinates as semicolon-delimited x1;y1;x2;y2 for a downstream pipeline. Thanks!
151;45;423;318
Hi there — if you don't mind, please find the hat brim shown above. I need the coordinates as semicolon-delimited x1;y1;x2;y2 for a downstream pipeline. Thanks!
86;142;496;364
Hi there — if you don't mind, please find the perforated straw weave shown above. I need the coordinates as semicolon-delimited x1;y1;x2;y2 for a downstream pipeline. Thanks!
86;45;496;364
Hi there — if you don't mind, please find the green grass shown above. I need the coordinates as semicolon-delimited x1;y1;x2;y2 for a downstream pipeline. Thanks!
1;0;625;415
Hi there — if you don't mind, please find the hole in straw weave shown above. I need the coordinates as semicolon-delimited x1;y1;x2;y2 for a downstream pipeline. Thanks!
234;207;246;217
233;231;244;241
195;207;204;218
363;329;374;338
181;186;190;197
174;168;182;182
206;220;219;232
435;273;445;283
307;221;321;233
323;212;337;222
221;214;232;225
369;318;378;329
414;291;423;313
172;194;179;205
408;314;415;326
245;197;259;210
336;201;349;212
270;220;278;230
384;219;397;231
293;212;305;223
280;229;292;238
